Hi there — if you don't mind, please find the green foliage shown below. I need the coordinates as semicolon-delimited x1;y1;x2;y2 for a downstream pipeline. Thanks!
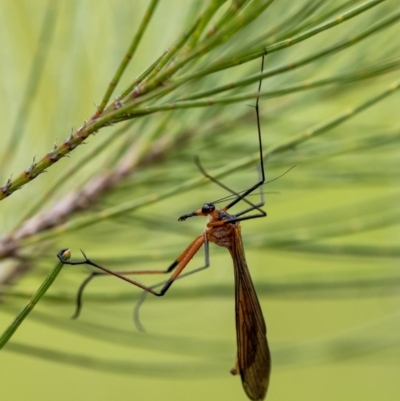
0;1;399;400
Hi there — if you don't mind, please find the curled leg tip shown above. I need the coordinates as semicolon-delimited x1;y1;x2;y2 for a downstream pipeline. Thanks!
57;248;71;261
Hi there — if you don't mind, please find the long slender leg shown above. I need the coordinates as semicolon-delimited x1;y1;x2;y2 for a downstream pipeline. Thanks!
69;235;207;319
72;272;100;319
133;238;210;331
224;53;267;210
57;234;207;318
193;53;267;220
57;234;204;297
234;165;265;218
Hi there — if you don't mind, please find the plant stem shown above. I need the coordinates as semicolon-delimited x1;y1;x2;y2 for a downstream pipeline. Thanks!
0;249;69;349
95;0;160;117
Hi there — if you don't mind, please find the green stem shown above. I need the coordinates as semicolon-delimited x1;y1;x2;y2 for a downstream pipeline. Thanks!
94;0;160;116
0;0;394;202
123;0;274;103
112;58;400;115
175;0;388;81
0;250;69;349
22;79;398;241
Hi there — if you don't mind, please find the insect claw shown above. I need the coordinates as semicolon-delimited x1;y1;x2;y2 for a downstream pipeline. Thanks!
57;248;71;262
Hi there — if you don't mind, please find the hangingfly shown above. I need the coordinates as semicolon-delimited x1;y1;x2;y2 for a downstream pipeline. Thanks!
58;53;271;400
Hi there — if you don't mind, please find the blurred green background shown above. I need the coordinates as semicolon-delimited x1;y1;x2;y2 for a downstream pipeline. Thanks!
0;1;399;400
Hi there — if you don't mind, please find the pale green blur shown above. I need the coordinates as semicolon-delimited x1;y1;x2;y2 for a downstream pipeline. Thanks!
0;1;399;401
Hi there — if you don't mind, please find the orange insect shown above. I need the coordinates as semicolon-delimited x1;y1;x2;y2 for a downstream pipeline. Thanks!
58;54;271;400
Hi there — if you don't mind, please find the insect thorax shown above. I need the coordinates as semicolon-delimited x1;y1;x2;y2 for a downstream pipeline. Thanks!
207;210;238;248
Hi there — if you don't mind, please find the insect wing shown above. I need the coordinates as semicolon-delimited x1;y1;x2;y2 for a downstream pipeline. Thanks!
231;233;271;400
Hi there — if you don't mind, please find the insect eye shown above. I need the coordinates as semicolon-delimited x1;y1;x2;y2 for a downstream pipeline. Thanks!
201;203;215;214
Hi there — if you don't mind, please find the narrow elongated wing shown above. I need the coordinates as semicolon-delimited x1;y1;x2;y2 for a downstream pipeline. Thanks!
230;230;271;401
